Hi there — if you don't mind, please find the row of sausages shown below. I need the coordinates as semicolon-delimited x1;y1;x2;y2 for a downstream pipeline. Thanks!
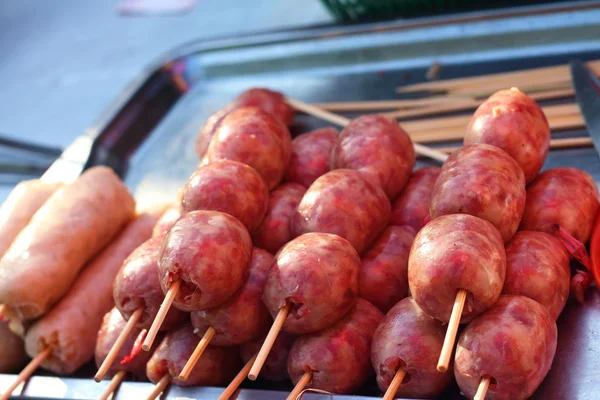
0;85;597;400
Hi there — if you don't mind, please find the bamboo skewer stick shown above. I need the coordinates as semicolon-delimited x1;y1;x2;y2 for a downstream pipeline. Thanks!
286;98;449;163
313;96;473;112
178;327;216;381
382;368;407;400
97;370;126;400
425;137;593;158
0;348;52;400
249;306;289;381
95;308;143;382
474;376;492;400
218;354;257;400
287;372;312;400
396;60;600;93
438;289;467;373
143;280;181;351
146;375;170;400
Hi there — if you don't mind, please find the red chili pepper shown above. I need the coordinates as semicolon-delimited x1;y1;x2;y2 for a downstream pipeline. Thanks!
590;212;600;287
120;329;147;365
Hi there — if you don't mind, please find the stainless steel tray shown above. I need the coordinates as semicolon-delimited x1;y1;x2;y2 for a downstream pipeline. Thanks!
3;1;600;399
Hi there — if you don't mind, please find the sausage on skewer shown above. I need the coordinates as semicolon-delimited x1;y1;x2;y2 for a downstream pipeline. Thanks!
143;210;253;350
250;232;360;380
286;299;383;398
292;169;391;254
371;297;453;399
408;214;506;372
465;87;550;183
196;88;294;159
180;248;273;381
331;115;416;201
0;321;26;373
430;143;526;243
145;322;240;399
454;295;557;400
0;208;161;400
0;167;135;333
181;160;269;233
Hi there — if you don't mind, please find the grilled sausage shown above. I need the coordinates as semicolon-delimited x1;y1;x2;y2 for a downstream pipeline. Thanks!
284;127;338;188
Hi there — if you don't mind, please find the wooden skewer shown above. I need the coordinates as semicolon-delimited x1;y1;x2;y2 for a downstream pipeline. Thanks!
382;368;407;400
218;354;257;400
312;96;473;112
425;137;594;158
97;370;126;400
95;308;143;382
146;375;170;400
0;347;52;400
286;97;448;162
437;289;467;373
474;376;492;400
178;326;216;381
286;372;312;400
248;306;289;381
449;79;572;98
143;280;181;351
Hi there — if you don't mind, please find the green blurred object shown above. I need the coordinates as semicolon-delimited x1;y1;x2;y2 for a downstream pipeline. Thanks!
320;0;566;22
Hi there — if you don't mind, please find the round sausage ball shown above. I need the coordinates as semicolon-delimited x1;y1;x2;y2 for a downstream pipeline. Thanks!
521;167;599;244
287;299;383;394
158;211;253;311
292;169;391;254
204;107;292;190
190;248;273;346
455;295;557;400
408;214;506;323
181;160;269;233
430;143;526;243
262;232;360;334
331;115;415;201
371;297;453;399
465;88;550;183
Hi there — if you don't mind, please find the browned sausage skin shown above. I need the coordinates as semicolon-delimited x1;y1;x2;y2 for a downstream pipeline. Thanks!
95;307;156;379
408;214;506;323
502;231;570;320
371;297;453;399
284;127;338;188
158;210;253;311
465;88;550;183
0;166;136;327
114;236;186;330
146;322;240;387
287;299;383;394
195;88;294;159
204;107;292;190
390;166;441;233
455;295;557;400
292;169;391;254
430;143;526;243
359;225;414;313
181;160;269;233
252;183;306;254
190;248;273;346
24;208;162;374
262;232;360;334
331;115;415;201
